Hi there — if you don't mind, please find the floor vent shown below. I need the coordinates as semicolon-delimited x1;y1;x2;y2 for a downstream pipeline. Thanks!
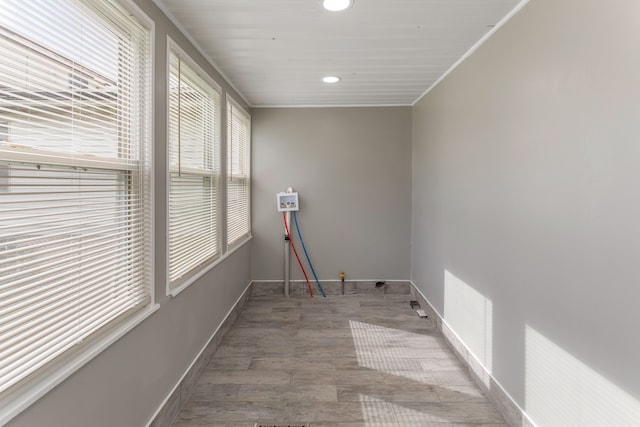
255;424;308;427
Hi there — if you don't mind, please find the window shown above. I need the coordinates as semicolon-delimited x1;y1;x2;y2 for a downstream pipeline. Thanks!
0;0;152;409
168;43;221;292
226;97;251;248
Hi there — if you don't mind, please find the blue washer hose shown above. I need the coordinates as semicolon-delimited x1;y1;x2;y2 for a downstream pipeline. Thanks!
293;211;327;297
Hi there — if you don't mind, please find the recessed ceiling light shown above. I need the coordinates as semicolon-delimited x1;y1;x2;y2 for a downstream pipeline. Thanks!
323;0;352;12
322;76;341;83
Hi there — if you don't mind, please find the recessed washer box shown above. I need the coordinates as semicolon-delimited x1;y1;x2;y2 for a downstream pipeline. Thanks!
277;192;299;212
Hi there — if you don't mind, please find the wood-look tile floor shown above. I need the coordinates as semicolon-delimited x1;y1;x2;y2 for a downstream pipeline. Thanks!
172;293;506;427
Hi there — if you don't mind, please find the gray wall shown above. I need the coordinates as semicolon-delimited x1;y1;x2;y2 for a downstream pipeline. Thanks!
252;107;412;281
8;0;252;426
411;0;640;425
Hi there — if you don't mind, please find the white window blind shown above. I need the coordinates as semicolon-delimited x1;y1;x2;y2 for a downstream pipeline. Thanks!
0;0;152;397
226;98;251;247
168;47;221;289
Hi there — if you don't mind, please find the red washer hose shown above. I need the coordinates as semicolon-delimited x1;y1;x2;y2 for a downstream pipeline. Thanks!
283;212;313;297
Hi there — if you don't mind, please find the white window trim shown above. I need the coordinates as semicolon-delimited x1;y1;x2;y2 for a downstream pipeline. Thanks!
169;234;252;298
165;38;224;297
0;0;156;424
224;95;252;253
226;232;253;254
0;143;137;171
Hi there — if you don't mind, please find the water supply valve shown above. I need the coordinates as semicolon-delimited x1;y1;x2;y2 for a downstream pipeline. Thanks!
277;192;299;212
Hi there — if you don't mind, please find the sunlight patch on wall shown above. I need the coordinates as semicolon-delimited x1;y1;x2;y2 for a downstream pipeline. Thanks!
443;269;493;373
525;326;640;426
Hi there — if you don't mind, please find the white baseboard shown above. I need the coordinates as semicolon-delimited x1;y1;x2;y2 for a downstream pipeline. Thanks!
147;281;253;427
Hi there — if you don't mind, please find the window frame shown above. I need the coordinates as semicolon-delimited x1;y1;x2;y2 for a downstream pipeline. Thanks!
0;0;157;424
225;95;252;252
165;38;223;296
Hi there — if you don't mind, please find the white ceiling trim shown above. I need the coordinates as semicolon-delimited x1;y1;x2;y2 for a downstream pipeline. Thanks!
412;0;531;106
151;0;251;107
252;103;412;109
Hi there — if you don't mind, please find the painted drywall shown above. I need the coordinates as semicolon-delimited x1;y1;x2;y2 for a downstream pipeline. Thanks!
7;0;252;426
252;107;412;281
411;0;640;425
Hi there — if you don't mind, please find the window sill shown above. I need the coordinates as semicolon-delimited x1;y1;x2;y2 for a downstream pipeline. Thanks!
226;233;252;254
169;234;252;298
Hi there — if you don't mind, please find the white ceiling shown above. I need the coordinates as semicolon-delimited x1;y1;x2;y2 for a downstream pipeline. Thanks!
154;0;524;107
